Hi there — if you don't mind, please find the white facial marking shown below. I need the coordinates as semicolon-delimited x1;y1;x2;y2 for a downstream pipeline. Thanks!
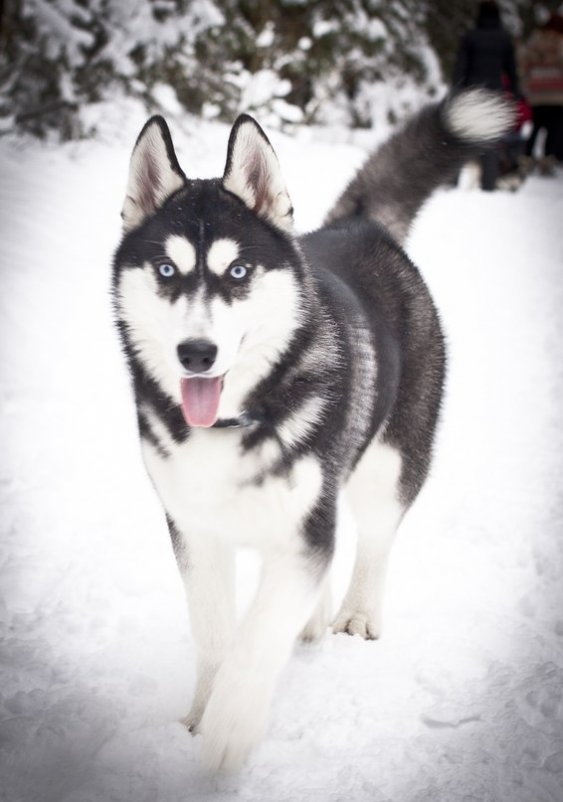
165;235;196;275
118;266;201;399
117;256;302;413
217;268;302;418
207;238;240;276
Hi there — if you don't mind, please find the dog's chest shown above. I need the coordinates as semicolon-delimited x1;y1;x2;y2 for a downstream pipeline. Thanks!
142;428;323;550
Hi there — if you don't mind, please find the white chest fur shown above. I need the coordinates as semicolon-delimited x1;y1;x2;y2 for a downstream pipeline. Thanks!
142;425;323;552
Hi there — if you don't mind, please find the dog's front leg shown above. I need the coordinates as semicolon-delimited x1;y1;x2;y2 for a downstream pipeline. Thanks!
200;547;327;772
173;530;236;733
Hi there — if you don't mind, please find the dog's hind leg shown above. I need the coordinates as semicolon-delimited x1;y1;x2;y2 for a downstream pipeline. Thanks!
169;527;236;733
333;440;405;640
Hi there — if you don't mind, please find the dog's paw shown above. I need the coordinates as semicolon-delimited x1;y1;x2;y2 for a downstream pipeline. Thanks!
181;667;219;734
300;604;330;643
199;666;271;773
299;617;328;643
299;584;331;643
181;682;212;734
180;704;204;734
332;608;381;640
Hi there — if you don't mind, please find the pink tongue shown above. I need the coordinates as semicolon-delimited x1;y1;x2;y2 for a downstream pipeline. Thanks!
180;377;222;428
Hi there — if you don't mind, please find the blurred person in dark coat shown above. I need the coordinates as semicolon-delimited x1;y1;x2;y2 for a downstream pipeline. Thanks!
453;1;521;190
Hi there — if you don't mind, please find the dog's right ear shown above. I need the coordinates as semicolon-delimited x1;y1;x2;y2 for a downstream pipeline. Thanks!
121;116;186;233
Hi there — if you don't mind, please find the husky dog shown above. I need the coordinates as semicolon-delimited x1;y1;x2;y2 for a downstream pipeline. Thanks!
113;89;512;771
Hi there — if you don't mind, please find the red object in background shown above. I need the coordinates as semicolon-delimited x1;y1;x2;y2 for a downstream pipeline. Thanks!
501;72;532;130
516;96;532;127
502;74;533;131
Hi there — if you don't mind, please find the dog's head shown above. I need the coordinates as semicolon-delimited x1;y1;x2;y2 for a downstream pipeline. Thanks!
113;115;306;427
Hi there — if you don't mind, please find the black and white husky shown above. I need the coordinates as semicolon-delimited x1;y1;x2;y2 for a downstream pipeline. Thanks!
112;89;512;771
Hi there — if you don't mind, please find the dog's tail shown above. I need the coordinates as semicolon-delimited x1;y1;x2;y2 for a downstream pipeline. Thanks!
324;89;515;245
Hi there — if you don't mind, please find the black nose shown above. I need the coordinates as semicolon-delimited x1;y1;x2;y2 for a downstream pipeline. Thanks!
177;339;218;373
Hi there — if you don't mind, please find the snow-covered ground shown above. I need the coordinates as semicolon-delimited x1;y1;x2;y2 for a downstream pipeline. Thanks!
1;114;563;802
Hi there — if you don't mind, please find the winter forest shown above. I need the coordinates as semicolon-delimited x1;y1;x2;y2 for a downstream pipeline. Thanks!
2;1;563;801
1;0;560;138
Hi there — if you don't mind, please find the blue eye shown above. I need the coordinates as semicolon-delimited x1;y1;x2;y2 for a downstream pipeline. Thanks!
159;263;175;278
229;264;248;280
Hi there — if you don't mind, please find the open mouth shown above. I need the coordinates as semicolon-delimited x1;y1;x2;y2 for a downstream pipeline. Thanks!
180;376;223;428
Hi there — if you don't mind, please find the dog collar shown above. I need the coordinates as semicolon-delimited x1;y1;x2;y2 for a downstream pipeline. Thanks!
212;411;260;429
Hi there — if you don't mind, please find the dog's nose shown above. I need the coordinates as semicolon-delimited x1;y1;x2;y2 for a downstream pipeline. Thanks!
177;339;218;373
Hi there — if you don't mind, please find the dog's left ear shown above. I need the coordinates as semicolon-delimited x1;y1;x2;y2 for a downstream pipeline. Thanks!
121;116;186;232
222;115;293;233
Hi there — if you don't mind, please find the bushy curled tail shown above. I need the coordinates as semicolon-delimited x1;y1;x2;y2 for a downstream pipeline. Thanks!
325;89;515;245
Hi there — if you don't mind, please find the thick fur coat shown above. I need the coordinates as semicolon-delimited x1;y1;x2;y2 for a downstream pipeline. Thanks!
112;89;512;771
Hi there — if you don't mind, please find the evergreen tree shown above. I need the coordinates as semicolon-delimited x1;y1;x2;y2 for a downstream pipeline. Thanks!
0;0;559;140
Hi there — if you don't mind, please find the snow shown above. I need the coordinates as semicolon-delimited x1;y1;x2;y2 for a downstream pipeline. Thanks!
6;1;444;139
23;0;94;67
1;116;563;802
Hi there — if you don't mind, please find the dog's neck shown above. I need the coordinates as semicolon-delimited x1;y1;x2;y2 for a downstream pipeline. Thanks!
212;410;262;429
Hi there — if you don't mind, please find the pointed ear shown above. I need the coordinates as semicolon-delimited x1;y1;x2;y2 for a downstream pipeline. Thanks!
222;115;293;232
121;116;186;232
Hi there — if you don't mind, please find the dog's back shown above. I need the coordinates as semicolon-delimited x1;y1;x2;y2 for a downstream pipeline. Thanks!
301;89;513;498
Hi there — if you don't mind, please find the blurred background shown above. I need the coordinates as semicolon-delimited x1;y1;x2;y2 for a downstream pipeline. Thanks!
1;0;560;141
